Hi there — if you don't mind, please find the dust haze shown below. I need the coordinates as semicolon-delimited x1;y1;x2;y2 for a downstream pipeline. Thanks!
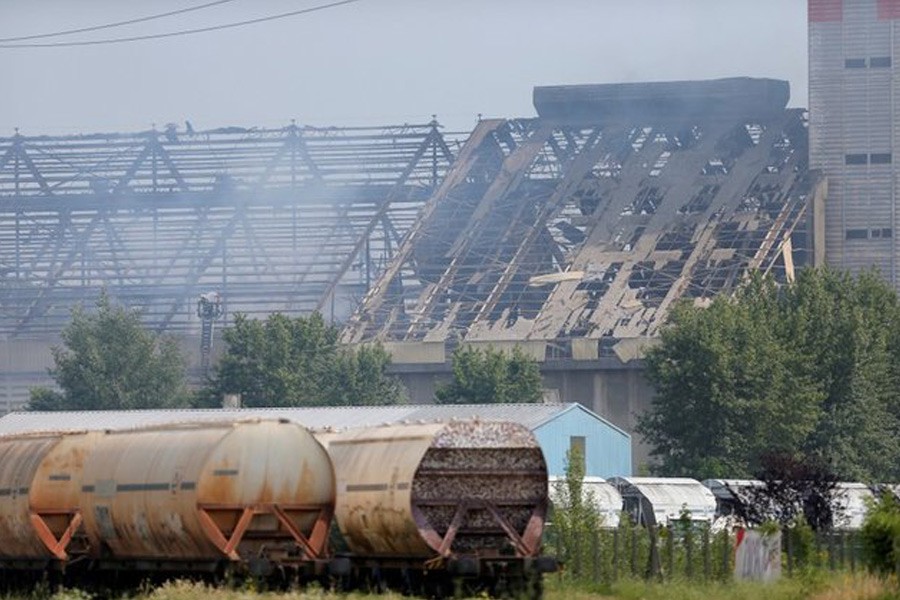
0;0;807;134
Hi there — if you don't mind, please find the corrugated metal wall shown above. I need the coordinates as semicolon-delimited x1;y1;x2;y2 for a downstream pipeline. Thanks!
533;405;632;478
0;338;55;412
810;0;899;284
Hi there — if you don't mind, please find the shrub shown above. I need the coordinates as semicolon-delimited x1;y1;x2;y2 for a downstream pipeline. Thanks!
859;492;900;576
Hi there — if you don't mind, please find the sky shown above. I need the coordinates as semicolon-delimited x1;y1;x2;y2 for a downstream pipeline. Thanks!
0;0;808;135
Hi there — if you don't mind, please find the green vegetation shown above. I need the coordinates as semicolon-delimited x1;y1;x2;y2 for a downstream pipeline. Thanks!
28;304;405;410
546;514;738;584
545;572;899;600
435;345;543;404
28;293;189;410
547;448;736;582
22;573;900;600
639;268;900;480
196;312;405;407
860;493;900;575
551;447;603;542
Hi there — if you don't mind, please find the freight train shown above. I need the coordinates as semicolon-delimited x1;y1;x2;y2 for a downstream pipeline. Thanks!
0;418;555;598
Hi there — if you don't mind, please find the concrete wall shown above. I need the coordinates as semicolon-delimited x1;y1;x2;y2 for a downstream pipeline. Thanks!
1;333;659;472
0;337;57;411
810;0;900;285
0;332;221;412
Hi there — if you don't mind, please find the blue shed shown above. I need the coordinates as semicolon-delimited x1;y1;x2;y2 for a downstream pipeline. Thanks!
0;402;632;477
529;403;631;478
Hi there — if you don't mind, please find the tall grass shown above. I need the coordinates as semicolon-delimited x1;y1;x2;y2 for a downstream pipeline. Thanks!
17;573;899;600
544;571;899;600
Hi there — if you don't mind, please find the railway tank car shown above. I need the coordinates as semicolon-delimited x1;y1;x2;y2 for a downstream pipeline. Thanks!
78;419;335;573
0;420;336;576
0;416;557;596
317;419;555;595
0;431;101;567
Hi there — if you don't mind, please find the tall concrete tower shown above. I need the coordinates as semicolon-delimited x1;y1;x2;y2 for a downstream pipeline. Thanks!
809;0;899;284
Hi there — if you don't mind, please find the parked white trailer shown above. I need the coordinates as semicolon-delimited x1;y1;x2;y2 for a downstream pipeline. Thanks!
704;479;875;531
609;477;716;527
832;483;875;531
703;479;764;515
548;475;622;528
703;479;766;532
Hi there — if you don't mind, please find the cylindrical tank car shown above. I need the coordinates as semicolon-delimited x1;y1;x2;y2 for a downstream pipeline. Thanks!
0;420;336;577
318;420;554;595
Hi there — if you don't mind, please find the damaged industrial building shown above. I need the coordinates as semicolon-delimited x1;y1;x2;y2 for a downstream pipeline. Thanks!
0;77;827;464
343;78;821;349
342;78;824;464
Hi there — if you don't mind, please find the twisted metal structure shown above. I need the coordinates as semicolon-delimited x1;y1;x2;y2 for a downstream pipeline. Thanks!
343;80;822;359
0;121;464;336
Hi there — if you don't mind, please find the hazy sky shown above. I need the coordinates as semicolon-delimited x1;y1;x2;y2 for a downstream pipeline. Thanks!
0;0;808;135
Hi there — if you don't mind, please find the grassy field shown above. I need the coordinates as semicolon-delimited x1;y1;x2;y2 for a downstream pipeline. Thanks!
545;573;900;600
33;573;900;600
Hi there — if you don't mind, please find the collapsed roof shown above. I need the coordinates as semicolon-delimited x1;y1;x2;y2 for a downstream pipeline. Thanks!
343;78;820;359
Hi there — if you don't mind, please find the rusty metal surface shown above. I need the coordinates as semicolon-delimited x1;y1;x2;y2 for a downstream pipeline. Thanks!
0;433;63;558
320;420;548;559
29;432;102;559
79;420;334;561
320;423;442;557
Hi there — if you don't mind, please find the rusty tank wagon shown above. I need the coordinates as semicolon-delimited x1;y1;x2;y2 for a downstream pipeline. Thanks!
318;420;554;596
0;418;555;597
0;420;335;577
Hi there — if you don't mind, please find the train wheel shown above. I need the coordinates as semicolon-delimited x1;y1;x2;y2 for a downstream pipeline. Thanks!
458;577;489;598
423;573;453;600
364;567;387;594
524;574;544;600
487;573;543;600
400;567;424;597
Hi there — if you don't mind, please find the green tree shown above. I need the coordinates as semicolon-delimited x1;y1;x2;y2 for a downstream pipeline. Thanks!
28;293;189;410
860;492;900;575
550;445;603;545
639;268;900;481
197;312;405;407
435;345;543;404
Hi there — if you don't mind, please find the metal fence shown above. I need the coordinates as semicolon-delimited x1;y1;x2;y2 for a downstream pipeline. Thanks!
544;522;863;583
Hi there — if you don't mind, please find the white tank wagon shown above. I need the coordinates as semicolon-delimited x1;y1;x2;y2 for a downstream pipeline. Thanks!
548;476;622;528
609;477;716;527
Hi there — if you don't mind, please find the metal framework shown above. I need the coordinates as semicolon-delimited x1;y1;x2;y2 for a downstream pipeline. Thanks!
343;82;819;357
0;122;464;336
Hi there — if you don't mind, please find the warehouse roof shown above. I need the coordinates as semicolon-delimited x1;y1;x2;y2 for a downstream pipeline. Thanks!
0;402;627;437
342;78;819;360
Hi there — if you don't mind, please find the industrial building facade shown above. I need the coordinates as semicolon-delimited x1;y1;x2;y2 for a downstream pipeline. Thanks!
809;0;900;283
